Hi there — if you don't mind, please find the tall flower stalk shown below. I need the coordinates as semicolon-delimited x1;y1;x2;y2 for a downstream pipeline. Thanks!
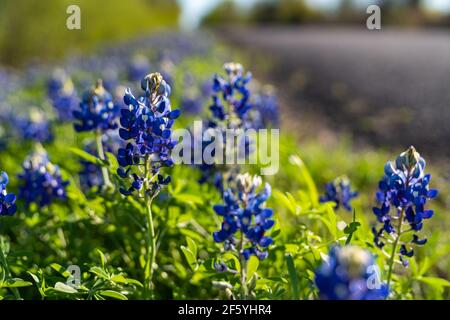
0;171;20;299
213;173;275;299
372;146;438;287
95;128;112;188
73;79;120;191
197;62;253;191
116;72;180;297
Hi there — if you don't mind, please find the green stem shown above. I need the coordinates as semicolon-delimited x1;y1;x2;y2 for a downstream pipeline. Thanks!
144;193;156;298
386;208;405;288
95;130;112;189
239;233;248;300
0;240;21;299
143;157;157;299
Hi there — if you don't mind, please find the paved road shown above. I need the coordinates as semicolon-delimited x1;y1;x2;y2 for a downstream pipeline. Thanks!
220;26;450;159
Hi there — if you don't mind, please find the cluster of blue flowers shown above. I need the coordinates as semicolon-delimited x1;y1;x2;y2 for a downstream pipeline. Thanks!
47;69;79;121
315;246;389;300
195;63;254;189
372;146;438;264
213;173;275;261
73;79;121;133
18;149;69;208
116;72;180;196
210;62;252;127
14;108;53;143
0;172;17;216
320;176;358;211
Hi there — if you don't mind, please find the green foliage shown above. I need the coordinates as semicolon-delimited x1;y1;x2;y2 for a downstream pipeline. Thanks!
0;0;180;66
0;41;448;300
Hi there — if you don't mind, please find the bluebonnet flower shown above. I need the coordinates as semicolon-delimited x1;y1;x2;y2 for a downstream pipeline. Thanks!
209;62;252;126
315;246;389;300
15;108;53;143
372;146;438;265
18;149;69;208
0;172;17;216
320;176;358;211
213;173;275;261
195;63;255;190
73;79;120;133
116;72;180;196
47;69;79;121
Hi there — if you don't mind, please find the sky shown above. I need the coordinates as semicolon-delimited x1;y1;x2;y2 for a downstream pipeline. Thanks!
177;0;450;29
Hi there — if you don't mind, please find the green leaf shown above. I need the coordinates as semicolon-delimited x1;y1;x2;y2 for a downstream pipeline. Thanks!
286;254;300;299
266;276;289;284
186;237;197;258
89;266;109;280
273;190;297;215
419;257;431;276
222;252;241;272
69;147;100;165
99;290;128;300
179;229;203;242
409;258;419;276
96;249;107;268
284;243;299;254
54;282;78;294
417;276;450;288
105;152;119;171
181;246;197;271
3;278;32;288
323;205;337;239
50;263;70;277
271;229;281;238
27;271;40;284
289;154;318;206
246;256;259;283
110;274;127;283
344;210;360;245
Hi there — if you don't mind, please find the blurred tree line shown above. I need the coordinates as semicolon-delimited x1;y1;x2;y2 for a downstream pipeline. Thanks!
339;0;450;25
0;0;180;67
202;0;321;26
201;0;450;28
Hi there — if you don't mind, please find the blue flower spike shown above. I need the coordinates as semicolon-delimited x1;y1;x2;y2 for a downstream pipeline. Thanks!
47;69;79;121
320;176;358;211
372;146;438;282
116;72;180;197
15;108;53;143
315;246;389;300
18;148;69;208
213;173;275;261
0;171;17;216
197;62;256;190
73;79;120;133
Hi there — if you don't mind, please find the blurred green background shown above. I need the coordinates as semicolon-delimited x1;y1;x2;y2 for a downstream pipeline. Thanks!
1;0;450;67
0;0;180;67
